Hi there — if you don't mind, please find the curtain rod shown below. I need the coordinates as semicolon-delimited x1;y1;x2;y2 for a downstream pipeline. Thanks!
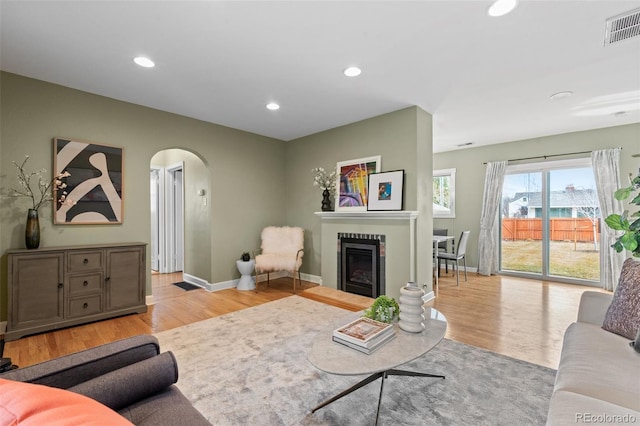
482;147;623;165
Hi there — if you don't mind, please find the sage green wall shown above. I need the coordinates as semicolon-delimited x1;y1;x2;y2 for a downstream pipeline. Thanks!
433;123;640;272
0;72;287;321
285;106;434;294
151;149;211;280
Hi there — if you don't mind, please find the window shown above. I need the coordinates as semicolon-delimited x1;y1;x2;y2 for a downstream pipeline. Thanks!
433;168;456;218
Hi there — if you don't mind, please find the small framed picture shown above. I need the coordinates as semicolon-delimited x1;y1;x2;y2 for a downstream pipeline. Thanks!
367;170;404;211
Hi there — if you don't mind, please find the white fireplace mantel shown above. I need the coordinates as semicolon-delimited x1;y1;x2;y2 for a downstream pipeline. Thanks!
314;211;419;220
316;210;420;285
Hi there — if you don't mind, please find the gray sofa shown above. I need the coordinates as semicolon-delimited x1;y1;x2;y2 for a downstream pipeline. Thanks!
0;335;210;425
546;291;640;424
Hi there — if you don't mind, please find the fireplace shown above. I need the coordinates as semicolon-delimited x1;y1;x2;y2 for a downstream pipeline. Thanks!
337;233;385;298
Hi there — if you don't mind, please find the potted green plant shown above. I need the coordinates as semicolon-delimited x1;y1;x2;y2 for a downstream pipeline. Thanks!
605;172;640;257
363;295;399;324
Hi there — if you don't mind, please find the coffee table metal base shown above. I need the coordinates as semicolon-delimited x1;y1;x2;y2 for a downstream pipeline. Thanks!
311;368;445;425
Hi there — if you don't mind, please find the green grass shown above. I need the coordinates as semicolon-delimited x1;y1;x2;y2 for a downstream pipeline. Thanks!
501;240;600;281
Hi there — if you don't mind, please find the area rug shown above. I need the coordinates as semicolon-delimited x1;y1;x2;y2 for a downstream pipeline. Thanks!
154;296;555;425
172;281;200;291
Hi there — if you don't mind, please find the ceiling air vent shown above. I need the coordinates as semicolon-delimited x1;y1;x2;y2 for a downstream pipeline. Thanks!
604;7;640;45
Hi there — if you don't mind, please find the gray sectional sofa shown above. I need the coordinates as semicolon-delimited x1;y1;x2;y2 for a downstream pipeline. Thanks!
546;291;640;424
0;335;210;425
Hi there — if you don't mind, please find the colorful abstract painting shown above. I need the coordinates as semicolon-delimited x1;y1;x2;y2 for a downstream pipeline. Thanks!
335;156;381;211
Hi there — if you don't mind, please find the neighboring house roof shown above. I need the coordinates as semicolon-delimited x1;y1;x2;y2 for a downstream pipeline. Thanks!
511;189;598;209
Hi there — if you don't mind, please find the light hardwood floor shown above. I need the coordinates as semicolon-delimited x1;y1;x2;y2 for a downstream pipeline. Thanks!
4;270;607;369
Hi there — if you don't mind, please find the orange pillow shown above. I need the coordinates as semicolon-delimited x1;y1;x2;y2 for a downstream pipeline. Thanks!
0;378;133;426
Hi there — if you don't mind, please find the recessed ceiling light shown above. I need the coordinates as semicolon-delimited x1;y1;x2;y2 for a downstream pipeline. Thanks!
344;67;362;77
266;102;280;111
488;0;518;17
550;91;573;100
134;56;155;68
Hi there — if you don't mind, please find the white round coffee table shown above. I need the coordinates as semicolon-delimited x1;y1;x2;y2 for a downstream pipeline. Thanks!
236;260;255;291
308;308;447;425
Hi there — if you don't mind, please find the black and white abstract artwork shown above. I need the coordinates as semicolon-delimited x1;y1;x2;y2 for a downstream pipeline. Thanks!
54;138;123;224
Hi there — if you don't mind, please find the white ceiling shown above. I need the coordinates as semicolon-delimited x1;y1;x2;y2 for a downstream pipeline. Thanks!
1;1;639;153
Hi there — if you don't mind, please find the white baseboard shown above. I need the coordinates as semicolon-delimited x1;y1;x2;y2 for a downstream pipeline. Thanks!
179;271;323;293
437;265;477;274
146;295;155;306
291;272;322;285
183;273;217;291
422;291;435;303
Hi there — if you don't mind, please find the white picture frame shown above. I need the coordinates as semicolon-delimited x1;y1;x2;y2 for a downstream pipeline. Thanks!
335;155;381;212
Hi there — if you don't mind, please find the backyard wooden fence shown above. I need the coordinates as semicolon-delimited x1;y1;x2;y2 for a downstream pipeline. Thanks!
502;218;600;242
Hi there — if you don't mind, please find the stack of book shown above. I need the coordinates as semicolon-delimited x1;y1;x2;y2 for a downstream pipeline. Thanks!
332;317;396;354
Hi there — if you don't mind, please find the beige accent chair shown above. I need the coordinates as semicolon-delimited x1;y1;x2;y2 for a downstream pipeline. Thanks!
254;226;304;293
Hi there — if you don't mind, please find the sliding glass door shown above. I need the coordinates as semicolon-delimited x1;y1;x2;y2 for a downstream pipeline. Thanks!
500;159;600;284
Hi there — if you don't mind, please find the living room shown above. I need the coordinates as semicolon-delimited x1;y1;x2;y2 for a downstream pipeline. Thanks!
1;1;639;424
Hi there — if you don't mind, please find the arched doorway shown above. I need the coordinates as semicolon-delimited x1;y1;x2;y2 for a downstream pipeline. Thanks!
150;148;211;286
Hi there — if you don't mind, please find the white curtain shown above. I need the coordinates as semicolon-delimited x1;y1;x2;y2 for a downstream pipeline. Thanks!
477;161;507;276
591;149;625;291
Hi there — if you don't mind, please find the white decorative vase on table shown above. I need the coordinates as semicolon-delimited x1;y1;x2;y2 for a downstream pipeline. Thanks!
398;282;425;333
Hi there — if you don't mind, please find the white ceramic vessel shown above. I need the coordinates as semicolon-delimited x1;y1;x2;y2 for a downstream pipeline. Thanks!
398;282;425;333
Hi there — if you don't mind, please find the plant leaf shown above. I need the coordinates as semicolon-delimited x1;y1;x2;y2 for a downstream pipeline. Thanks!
621;232;639;252
614;186;633;201
611;239;624;253
605;214;628;231
630;218;640;231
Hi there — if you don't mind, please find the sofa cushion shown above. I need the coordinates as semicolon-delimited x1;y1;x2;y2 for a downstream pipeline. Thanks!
0;335;160;389
118;385;211;426
68;351;178;411
603;258;640;340
547;390;640;426
554;322;640;411
0;378;133;425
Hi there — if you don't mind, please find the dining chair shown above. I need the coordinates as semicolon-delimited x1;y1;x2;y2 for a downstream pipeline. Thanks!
433;228;451;274
437;230;470;286
433;228;449;253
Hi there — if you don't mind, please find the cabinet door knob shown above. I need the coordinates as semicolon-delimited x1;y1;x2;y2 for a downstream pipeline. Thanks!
105;277;110;282
83;281;88;286
83;259;89;264
58;283;64;289
83;303;88;309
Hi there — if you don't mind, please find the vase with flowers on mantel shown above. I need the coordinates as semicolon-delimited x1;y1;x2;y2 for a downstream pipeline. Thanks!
312;167;337;212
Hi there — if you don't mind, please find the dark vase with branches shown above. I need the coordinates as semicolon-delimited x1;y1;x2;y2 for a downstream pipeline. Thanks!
7;156;70;249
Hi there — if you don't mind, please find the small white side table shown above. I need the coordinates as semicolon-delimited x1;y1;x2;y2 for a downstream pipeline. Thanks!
236;260;256;291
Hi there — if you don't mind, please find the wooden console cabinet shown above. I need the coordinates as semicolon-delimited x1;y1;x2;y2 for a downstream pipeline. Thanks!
5;243;147;341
